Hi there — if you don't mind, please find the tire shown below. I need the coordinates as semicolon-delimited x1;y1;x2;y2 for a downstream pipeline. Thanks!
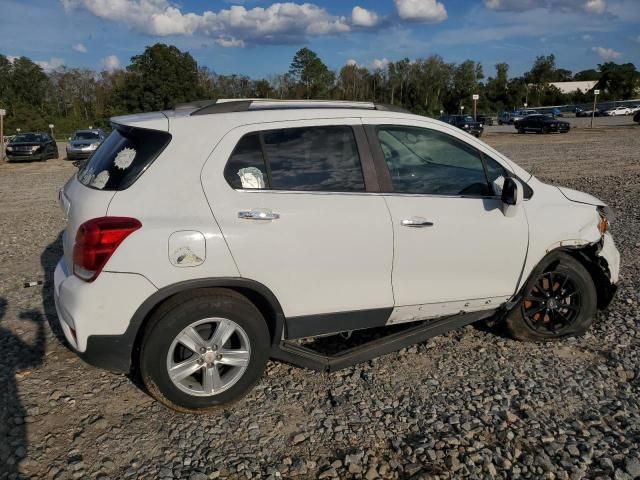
140;288;270;413
506;252;597;342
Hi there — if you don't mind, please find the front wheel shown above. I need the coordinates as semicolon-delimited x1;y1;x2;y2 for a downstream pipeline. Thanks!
140;289;270;413
506;253;597;342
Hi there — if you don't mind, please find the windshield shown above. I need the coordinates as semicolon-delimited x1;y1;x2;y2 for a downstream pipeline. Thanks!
463;116;474;122
73;131;100;140
12;133;44;143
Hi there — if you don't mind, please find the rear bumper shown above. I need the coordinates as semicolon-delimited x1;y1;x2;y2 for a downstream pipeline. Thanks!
53;259;157;372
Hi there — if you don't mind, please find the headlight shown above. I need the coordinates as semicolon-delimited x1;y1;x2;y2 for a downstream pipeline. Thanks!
6;146;13;151
30;146;40;152
88;143;99;150
464;124;469;128
480;123;483;127
597;206;614;235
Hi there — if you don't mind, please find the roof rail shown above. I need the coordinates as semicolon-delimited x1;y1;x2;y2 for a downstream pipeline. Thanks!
190;99;410;116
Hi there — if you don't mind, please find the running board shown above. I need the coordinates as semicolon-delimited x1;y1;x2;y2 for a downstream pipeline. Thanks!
270;309;496;372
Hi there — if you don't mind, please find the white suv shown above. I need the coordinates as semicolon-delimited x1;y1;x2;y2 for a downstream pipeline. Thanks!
55;100;620;412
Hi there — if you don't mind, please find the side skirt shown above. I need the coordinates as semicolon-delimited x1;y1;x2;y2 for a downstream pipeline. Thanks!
271;309;497;372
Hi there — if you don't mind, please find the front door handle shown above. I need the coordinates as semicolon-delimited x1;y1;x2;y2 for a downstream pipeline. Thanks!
401;217;434;228
238;209;280;221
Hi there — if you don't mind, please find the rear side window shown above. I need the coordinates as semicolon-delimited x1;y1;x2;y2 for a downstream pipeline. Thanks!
78;125;171;191
224;126;365;192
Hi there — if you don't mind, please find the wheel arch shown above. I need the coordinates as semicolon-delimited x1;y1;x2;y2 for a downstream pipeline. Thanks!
81;278;286;375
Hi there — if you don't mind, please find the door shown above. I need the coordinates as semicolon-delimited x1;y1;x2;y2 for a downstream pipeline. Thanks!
201;120;394;333
365;120;529;322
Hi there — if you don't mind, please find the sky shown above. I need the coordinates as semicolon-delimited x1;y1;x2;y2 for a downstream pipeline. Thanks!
0;0;638;79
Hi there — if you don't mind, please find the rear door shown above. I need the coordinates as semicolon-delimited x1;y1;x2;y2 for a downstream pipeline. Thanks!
364;119;529;323
201;119;394;337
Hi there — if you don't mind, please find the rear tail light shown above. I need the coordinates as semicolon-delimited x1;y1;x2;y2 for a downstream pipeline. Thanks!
73;217;141;282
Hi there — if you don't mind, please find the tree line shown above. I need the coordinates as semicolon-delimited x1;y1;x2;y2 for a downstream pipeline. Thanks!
1;43;638;135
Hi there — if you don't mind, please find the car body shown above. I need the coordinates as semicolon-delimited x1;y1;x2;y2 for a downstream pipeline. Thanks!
603;106;632;116
66;129;105;160
634;111;640;124
628;105;640;114
576;108;602;117
439;114;484;137
5;132;58;162
476;114;494;126
54;100;620;412
515;114;571;134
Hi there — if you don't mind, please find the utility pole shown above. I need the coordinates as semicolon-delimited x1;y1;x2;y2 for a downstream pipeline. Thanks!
591;89;600;129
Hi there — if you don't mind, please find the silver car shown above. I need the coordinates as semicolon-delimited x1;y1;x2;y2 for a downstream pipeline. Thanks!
66;129;105;161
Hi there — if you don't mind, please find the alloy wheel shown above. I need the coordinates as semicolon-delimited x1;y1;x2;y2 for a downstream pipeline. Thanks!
166;317;251;397
522;271;582;335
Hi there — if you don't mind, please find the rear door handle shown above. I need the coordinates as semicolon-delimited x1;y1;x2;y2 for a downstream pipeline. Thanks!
401;217;434;228
238;209;280;221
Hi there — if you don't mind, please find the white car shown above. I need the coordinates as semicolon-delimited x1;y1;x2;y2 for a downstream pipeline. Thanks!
604;106;632;116
55;100;620;412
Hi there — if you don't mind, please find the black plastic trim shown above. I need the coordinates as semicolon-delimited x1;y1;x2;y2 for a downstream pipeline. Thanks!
286;308;393;340
272;309;496;372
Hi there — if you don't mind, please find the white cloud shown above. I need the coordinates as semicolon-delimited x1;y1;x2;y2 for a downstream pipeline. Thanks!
394;0;447;22
101;55;121;71
36;57;65;71
351;6;379;27
72;43;88;53
591;46;621;60
63;0;355;45
214;36;246;48
371;58;390;70
635;35;640;43
582;33;594;40
484;0;608;14
346;58;358;66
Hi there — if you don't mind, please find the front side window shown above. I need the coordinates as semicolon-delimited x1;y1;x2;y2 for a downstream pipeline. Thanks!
224;126;365;192
377;126;490;196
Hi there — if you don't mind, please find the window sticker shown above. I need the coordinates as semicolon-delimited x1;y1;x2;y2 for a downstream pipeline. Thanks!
114;147;137;170
91;170;110;189
238;167;265;189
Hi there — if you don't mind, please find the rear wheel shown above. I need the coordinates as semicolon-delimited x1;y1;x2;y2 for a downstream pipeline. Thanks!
140;289;270;413
506;253;597;342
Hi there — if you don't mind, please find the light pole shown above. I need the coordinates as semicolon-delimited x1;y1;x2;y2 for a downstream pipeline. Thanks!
472;94;479;121
0;108;5;161
460;105;465;115
49;123;54;139
591;89;600;129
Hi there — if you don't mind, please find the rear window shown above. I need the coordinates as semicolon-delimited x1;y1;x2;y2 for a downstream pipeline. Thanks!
77;125;171;191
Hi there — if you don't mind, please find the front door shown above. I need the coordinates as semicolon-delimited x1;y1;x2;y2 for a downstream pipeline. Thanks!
365;120;529;322
201;119;394;335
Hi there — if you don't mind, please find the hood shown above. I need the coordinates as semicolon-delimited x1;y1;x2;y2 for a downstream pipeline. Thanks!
557;186;605;207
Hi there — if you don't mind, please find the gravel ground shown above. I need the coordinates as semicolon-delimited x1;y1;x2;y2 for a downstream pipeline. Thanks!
1;117;639;480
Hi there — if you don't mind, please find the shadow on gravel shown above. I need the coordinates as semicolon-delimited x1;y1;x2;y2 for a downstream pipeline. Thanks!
41;232;67;347
0;299;46;479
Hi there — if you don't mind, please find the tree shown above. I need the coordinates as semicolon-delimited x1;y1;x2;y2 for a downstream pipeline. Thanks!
288;48;335;99
120;43;203;112
574;69;600;81
596;62;640;100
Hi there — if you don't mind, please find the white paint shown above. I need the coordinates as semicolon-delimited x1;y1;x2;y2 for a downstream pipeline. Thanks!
387;296;511;325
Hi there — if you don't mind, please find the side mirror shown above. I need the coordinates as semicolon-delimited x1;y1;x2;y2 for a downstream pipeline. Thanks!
501;177;524;217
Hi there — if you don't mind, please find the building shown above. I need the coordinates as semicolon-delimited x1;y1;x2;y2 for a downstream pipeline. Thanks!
548;81;598;94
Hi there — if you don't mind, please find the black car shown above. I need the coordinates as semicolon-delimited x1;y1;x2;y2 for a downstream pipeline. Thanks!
634;111;640;124
514;114;570;134
5;132;59;162
439;115;484;137
476;114;494;126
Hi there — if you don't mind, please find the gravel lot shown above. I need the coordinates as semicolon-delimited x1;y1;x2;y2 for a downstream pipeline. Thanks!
1;116;639;480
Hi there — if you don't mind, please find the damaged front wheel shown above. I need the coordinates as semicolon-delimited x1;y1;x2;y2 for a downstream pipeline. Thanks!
506;252;597;341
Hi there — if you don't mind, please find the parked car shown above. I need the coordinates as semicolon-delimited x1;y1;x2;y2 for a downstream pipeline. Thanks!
5;132;58;162
576;108;602;117
514;114;571;134
628;104;640;114
66;129;105;161
476;114;494;126
55;99;620;412
603;106;632;116
439;114;484;137
497;111;513;125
